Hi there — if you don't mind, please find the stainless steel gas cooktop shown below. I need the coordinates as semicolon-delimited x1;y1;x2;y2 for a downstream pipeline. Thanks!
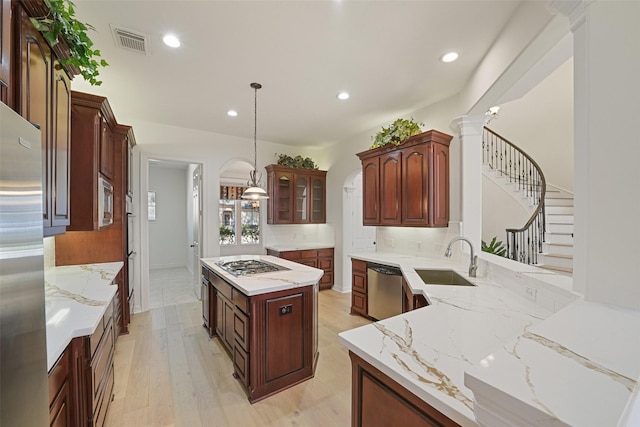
216;259;290;277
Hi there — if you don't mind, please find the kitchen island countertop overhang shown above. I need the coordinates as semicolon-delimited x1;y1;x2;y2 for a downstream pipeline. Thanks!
200;255;324;295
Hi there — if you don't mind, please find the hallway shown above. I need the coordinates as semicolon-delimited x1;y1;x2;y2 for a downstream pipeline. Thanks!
149;267;198;309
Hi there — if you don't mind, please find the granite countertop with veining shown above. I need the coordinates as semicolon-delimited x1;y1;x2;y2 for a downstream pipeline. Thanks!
339;252;640;426
465;299;640;427
45;262;122;371
201;255;324;296
339;252;553;426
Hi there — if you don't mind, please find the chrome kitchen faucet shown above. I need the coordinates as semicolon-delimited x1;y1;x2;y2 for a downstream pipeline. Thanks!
444;237;478;278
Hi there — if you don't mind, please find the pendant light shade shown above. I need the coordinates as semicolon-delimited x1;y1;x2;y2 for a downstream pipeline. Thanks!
242;82;269;200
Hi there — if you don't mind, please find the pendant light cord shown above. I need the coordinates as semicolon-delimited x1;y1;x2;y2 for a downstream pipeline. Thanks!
249;82;262;186
253;83;258;182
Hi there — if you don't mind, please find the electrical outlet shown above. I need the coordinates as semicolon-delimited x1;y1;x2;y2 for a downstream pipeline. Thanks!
417;241;422;249
385;238;395;248
292;233;297;239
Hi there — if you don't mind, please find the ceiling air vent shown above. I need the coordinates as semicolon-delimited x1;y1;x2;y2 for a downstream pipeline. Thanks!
110;25;150;55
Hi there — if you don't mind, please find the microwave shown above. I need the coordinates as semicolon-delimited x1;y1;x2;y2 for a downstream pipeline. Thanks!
98;176;114;228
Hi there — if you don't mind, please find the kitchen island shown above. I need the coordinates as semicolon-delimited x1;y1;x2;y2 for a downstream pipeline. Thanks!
200;255;323;402
339;252;640;426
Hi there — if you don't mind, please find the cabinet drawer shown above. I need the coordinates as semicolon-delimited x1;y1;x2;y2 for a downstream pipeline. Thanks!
89;317;104;358
352;259;367;273
300;249;318;259
300;259;317;268
201;266;210;280
318;258;333;271
232;288;249;314
233;344;249;388
90;320;114;413
320;271;333;286
280;251;300;261
353;273;367;293
352;291;367;315
92;361;114;427
318;248;334;258
211;274;232;300
234;310;249;352
48;348;70;407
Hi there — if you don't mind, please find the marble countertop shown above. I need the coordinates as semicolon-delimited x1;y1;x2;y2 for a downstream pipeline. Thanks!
339;252;553;426
201;255;324;296
465;300;640;427
45;262;122;371
265;243;334;252
340;252;640;426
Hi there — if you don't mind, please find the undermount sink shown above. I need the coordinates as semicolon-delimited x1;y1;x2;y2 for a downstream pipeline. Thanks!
414;269;476;286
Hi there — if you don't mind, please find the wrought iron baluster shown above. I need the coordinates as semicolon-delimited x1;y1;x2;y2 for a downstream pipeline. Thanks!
484;127;547;267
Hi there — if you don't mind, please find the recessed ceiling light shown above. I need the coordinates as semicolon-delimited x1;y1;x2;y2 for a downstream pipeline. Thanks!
227;110;238;117
337;91;350;100
163;34;181;48
441;52;459;63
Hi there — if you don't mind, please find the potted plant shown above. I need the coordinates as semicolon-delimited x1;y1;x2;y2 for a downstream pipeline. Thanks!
275;154;318;169
481;237;506;257
29;0;108;85
370;117;424;149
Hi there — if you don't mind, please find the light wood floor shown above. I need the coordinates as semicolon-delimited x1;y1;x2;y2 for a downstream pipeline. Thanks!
106;289;370;426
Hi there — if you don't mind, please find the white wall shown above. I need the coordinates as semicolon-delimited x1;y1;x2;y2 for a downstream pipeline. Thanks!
148;165;188;269
481;175;531;244
489;58;574;192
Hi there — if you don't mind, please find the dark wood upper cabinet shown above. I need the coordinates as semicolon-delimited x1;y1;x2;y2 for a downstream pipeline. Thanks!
357;130;452;227
67;91;117;231
51;60;71;229
266;164;327;224
380;151;402;225
0;0;11;104
12;2;75;236
361;157;380;225
100;119;114;179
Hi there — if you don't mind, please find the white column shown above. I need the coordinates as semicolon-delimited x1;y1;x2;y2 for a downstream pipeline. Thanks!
554;0;640;310
450;115;486;251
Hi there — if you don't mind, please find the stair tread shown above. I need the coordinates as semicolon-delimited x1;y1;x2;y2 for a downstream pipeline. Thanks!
542;253;573;259
545;232;574;236
537;264;574;273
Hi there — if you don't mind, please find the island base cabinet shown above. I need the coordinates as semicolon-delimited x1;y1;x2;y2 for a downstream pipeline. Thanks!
248;286;317;402
349;352;460;427
205;265;318;403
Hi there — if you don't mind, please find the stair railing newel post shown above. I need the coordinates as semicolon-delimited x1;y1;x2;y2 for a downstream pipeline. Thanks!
483;127;547;267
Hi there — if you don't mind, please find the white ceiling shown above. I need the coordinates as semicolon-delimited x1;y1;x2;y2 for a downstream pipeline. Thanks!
71;0;524;147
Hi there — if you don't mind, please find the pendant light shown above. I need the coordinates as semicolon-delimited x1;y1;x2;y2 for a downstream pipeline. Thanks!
242;82;269;200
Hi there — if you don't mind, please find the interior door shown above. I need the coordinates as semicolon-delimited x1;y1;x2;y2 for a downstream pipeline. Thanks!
192;165;202;298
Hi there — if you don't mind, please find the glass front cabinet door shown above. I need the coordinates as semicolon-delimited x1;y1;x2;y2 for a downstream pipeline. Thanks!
266;165;327;224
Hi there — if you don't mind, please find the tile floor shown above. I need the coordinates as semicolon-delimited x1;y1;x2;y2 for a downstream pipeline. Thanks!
149;266;199;309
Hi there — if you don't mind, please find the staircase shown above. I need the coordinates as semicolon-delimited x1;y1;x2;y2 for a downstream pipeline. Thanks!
538;185;574;275
482;127;574;276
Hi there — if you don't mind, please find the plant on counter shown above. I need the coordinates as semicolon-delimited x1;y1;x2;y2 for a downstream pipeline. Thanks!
482;236;506;257
275;154;318;170
29;0;108;85
370;117;424;149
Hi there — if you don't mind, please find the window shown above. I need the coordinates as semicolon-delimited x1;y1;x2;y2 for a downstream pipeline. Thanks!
219;197;261;246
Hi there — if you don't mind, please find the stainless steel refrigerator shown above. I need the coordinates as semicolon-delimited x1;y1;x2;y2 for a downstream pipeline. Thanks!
0;101;49;425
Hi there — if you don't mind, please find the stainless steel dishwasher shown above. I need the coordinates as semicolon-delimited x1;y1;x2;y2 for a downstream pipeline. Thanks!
367;263;403;320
